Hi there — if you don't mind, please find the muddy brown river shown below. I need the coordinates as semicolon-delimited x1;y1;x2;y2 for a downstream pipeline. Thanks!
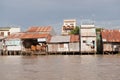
0;55;120;80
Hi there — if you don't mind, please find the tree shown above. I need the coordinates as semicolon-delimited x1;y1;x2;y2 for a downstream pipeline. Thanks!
96;28;103;54
70;26;79;35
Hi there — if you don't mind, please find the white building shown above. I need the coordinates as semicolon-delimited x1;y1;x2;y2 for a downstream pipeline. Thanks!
0;27;20;37
61;19;76;35
80;24;97;53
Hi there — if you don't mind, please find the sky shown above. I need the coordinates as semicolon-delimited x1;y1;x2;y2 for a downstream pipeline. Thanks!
0;0;120;34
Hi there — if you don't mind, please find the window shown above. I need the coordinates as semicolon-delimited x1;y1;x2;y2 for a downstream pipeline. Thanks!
83;40;86;43
91;40;95;49
1;32;4;36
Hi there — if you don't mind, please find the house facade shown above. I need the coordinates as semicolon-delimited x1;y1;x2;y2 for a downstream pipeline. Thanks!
48;35;80;54
21;26;54;53
101;29;120;53
4;26;54;54
69;35;80;52
5;32;24;53
61;19;76;35
0;27;20;37
80;24;97;53
48;36;70;53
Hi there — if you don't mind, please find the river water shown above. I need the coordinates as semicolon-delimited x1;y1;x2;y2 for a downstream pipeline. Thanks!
0;55;120;80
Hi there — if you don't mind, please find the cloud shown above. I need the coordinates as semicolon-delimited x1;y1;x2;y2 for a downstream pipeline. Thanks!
0;0;120;34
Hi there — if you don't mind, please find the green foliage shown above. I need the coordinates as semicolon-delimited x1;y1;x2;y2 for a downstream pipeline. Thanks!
96;28;103;33
70;26;79;35
96;28;103;54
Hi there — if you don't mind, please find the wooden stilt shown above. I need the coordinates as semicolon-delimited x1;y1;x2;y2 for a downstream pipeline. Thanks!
10;51;11;55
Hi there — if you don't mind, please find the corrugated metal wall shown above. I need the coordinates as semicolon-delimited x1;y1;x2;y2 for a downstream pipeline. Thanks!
103;43;112;52
69;42;79;52
48;44;58;52
58;43;69;52
103;43;120;52
48;43;69;52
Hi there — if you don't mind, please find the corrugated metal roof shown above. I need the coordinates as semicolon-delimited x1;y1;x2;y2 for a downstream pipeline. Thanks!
70;35;79;42
50;36;70;43
27;26;52;32
7;32;25;39
102;29;120;42
6;32;50;40
21;33;50;39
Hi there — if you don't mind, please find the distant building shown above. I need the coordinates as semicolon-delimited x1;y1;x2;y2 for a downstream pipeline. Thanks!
0;27;20;37
61;19;76;35
80;24;97;53
101;29;120;53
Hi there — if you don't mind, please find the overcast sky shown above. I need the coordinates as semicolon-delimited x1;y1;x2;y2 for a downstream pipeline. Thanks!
1;0;120;34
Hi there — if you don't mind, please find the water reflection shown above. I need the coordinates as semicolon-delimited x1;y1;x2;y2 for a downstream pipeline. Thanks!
0;55;120;80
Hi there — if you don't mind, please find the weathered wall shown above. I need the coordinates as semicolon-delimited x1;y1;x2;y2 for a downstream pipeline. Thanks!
69;42;79;52
81;37;97;53
48;43;69;52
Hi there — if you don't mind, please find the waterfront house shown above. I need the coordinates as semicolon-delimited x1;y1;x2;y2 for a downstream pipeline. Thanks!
101;29;120;53
0;27;20;37
5;32;24;54
61;19;76;35
21;26;54;53
21;33;51;52
80;24;97;54
69;35;80;53
48;36;70;53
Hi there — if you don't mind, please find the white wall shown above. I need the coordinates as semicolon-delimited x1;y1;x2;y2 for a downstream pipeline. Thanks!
0;27;21;37
81;37;97;52
80;24;97;53
63;19;76;27
7;46;22;51
9;27;20;34
5;39;23;51
0;31;9;37
81;25;95;28
80;25;96;36
62;19;76;35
